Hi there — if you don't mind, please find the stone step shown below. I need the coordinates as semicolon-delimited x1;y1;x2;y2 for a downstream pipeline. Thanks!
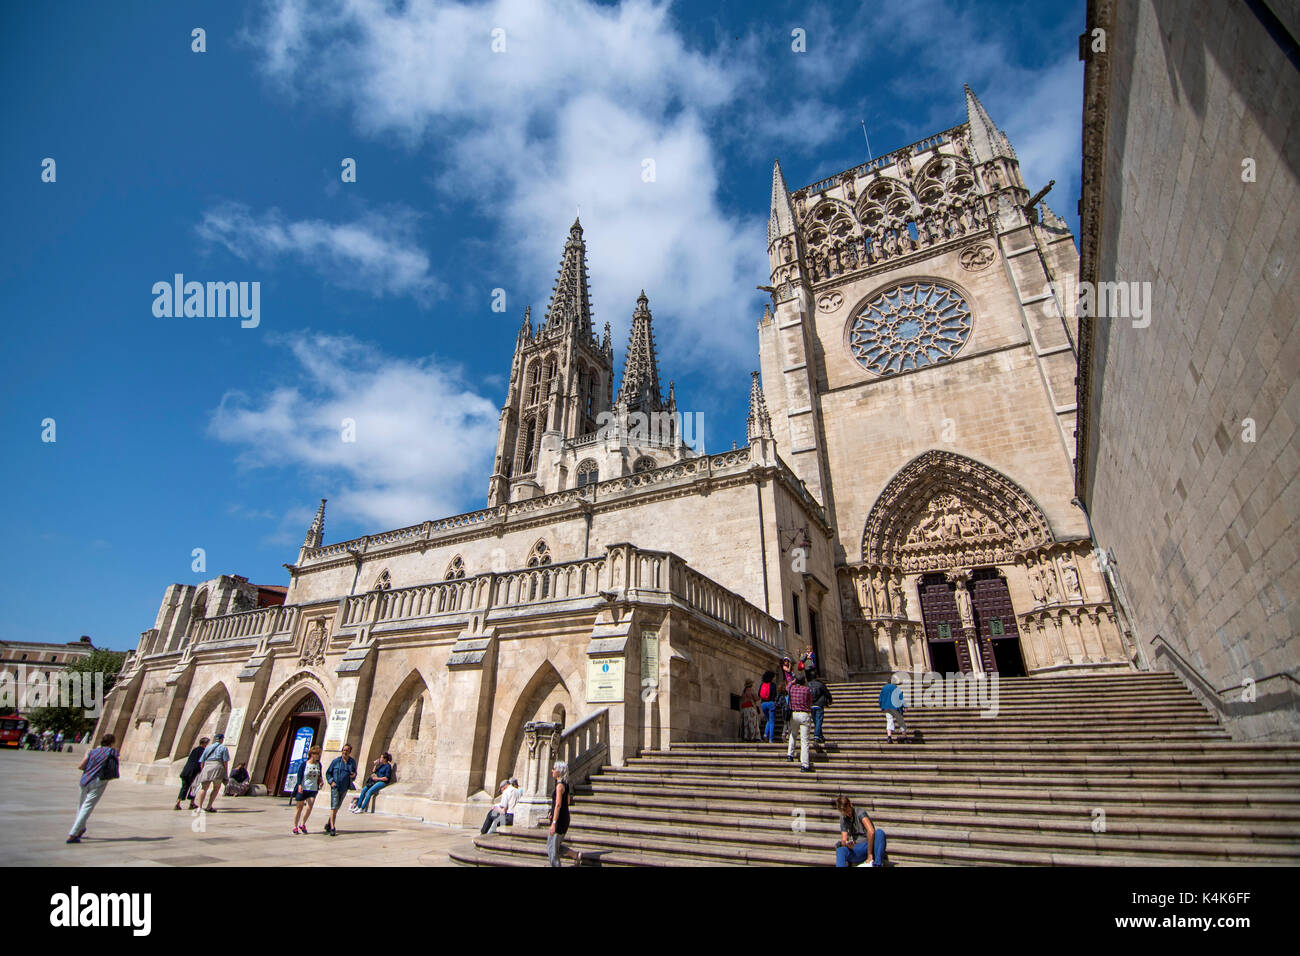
577;789;1300;824
463;818;1296;866
568;800;1300;842
645;747;1300;769
554;813;1300;862
588;776;1300;808
607;762;1300;786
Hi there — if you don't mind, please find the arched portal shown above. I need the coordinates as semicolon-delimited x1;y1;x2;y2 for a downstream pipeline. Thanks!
861;451;1053;674
364;670;435;795
252;678;328;795
494;661;572;789
172;682;231;761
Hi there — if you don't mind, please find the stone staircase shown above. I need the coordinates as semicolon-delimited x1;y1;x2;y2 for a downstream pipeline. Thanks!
450;672;1300;866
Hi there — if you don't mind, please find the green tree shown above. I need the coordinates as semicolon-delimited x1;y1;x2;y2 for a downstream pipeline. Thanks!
27;649;125;741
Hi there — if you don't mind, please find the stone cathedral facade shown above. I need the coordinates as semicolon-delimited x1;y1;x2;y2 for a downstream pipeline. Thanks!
99;89;1133;826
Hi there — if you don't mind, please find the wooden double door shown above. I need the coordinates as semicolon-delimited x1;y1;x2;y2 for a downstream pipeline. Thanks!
918;569;1026;675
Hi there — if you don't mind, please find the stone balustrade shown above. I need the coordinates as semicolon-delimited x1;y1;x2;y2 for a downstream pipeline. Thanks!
192;604;298;644
295;441;835;569
182;544;783;658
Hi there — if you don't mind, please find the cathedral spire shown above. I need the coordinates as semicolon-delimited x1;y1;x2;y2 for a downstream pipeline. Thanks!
304;498;326;549
518;305;532;341
964;85;1015;164
747;371;773;442
768;159;796;242
617;290;664;414
543;217;595;340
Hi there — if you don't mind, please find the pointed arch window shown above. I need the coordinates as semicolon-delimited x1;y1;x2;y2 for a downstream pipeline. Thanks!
372;570;392;592
526;540;552;567
633;456;656;473
576;459;599;488
444;555;466;580
526;540;552;601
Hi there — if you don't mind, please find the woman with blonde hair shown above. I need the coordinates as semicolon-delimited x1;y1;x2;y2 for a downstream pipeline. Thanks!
292;745;324;834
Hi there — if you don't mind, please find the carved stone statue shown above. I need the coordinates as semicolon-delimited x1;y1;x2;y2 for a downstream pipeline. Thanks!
1061;562;1082;599
873;575;888;616
889;578;906;618
955;584;973;628
1028;567;1046;606
1041;564;1060;603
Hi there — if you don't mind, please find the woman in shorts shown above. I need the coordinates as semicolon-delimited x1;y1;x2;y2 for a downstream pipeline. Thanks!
292;745;324;834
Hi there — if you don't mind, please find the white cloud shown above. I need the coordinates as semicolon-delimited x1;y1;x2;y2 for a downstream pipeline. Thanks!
209;332;500;532
250;0;762;372
196;202;442;303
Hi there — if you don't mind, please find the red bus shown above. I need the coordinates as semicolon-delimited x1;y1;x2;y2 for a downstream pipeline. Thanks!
1;714;29;748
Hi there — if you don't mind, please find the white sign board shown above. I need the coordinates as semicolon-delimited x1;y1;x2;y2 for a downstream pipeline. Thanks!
223;706;245;749
324;706;351;751
586;658;625;703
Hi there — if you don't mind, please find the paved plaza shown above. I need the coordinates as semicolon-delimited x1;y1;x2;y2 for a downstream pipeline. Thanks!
0;749;477;867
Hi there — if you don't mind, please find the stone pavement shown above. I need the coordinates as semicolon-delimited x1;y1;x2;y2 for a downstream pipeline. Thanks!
0;750;478;866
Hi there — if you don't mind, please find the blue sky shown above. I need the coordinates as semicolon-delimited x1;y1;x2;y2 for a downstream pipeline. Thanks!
0;0;1084;650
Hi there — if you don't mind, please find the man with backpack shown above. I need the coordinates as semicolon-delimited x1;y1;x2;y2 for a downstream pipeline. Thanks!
880;677;907;742
807;669;832;746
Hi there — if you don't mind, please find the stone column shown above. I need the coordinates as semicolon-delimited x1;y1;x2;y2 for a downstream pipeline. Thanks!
513;720;562;828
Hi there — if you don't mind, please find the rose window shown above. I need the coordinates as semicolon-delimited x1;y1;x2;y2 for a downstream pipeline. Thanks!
848;282;972;376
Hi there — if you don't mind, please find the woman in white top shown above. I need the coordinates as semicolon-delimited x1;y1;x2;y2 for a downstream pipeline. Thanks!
293;745;324;834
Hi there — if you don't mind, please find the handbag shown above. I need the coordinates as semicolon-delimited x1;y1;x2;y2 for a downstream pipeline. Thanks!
503;813;514;826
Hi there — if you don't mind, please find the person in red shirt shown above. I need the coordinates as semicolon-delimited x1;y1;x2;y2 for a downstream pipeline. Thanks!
786;672;814;772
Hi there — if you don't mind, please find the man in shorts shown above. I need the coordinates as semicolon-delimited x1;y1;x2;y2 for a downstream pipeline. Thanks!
324;743;357;836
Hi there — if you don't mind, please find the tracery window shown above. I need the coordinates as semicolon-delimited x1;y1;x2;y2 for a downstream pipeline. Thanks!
848;281;972;377
526;540;552;567
576;459;599;488
372;570;392;591
633;456;656;473
444;555;466;580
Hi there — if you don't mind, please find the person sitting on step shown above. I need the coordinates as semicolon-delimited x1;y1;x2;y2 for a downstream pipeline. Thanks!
833;796;888;867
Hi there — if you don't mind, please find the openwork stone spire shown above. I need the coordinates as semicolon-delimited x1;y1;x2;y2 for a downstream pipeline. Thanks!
747;371;773;442
617;290;665;414
304;498;326;548
543;217;595;340
964;85;1015;163
768;159;796;242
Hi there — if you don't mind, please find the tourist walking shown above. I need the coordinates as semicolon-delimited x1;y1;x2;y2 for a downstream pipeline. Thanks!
292;746;324;833
324;743;357;835
547;761;582;866
175;736;208;810
786;672;814;772
807;669;832;745
759;671;778;742
195;733;230;811
54;731;64;752
880;678;907;742
350;752;392;813
66;733;119;843
740;680;760;741
833;796;888;866
799;645;817;674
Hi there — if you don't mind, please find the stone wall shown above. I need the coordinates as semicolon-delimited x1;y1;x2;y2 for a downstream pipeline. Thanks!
1078;0;1300;738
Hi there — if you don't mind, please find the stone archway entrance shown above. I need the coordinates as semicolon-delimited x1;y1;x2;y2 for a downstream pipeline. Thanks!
860;451;1051;676
262;692;326;795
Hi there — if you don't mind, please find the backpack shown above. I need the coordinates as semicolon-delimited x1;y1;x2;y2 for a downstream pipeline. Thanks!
822;686;833;708
759;681;773;702
98;750;120;781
